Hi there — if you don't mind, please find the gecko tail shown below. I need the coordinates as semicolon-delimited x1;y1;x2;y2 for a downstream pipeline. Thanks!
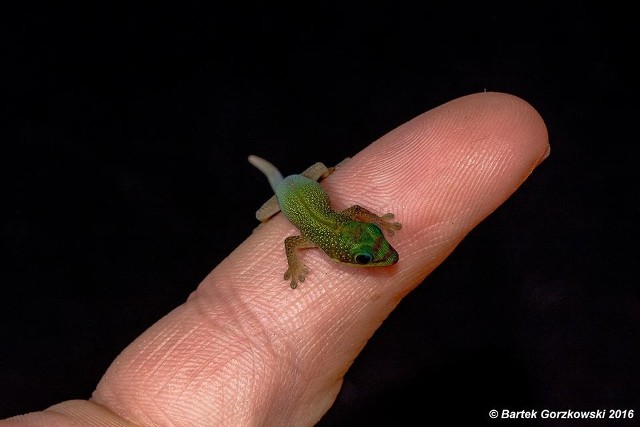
248;155;284;192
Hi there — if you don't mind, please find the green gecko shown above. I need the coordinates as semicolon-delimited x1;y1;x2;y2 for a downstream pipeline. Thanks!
248;155;401;289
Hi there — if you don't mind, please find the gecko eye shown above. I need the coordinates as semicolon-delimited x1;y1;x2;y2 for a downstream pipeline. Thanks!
354;253;373;265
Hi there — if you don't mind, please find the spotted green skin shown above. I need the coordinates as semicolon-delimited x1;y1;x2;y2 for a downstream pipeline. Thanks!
275;174;400;288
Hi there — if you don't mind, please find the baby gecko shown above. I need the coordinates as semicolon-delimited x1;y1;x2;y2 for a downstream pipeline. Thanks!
248;155;401;289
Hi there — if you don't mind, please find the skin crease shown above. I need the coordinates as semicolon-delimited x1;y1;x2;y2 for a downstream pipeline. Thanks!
2;92;549;427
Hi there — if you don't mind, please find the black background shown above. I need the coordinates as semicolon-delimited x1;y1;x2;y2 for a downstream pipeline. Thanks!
1;3;637;425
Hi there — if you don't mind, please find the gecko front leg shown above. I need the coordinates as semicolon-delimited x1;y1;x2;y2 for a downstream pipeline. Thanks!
341;205;402;236
283;235;317;289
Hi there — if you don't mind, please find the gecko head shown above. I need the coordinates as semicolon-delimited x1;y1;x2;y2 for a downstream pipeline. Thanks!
345;223;399;267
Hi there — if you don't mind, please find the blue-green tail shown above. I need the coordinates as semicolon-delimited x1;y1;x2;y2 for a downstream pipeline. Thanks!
248;155;284;192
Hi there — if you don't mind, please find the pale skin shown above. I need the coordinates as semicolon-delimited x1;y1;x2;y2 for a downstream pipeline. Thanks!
2;92;549;427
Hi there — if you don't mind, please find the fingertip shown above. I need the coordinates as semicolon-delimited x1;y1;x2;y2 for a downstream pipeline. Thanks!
475;91;550;164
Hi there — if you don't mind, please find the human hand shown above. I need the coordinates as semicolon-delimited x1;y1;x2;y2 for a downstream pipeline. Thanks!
2;92;549;427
